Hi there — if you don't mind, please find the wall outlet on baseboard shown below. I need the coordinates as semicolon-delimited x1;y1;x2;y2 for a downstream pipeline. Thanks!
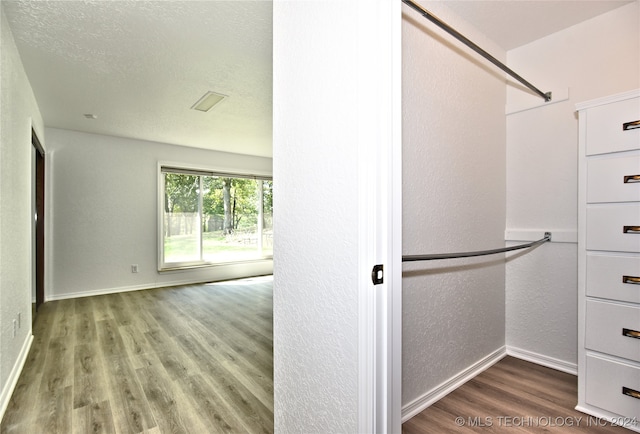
131;264;139;273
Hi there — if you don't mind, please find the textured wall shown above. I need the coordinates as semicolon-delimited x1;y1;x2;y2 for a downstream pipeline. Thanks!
46;128;272;300
272;0;401;431
505;1;640;366
402;2;507;406
272;2;360;431
0;5;43;414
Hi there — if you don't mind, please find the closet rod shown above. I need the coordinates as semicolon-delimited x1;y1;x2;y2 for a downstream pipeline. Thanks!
402;233;551;262
403;0;552;102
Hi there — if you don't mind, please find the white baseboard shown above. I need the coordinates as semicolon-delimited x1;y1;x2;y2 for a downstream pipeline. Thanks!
46;273;273;301
401;347;507;422
0;334;33;422
506;345;577;375
401;346;578;423
47;281;179;301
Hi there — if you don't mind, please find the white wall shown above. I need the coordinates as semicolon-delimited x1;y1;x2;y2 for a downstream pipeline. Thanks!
46;128;272;300
0;5;43;417
272;0;401;432
402;1;507;410
505;1;640;368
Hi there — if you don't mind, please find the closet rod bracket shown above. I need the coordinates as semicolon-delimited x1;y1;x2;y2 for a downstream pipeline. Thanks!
544;231;552;241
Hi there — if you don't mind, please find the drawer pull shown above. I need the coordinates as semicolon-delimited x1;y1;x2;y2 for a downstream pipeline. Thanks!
624;175;640;183
624;120;640;131
623;226;640;234
623;276;640;285
623;387;640;400
623;328;640;339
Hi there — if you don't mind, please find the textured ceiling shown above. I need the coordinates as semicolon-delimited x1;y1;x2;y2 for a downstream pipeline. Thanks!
3;0;273;157
3;1;634;158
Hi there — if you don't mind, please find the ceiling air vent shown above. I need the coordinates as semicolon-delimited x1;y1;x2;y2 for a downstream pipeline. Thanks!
191;91;227;112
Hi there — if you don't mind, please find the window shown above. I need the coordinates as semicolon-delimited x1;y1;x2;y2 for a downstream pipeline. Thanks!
160;166;273;269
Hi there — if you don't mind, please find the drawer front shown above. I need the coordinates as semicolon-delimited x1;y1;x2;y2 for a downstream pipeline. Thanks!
586;300;640;362
586;355;640;421
587;254;640;303
588;155;640;203
586;97;640;155
587;205;640;252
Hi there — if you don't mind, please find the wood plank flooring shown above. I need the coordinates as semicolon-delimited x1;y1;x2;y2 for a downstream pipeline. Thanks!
6;278;632;434
1;276;273;434
403;356;629;433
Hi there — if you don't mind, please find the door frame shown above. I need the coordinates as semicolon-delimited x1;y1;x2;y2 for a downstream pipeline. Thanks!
32;128;45;312
272;1;402;430
355;0;402;431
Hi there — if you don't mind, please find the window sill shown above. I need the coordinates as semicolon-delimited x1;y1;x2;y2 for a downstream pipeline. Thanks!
158;257;273;273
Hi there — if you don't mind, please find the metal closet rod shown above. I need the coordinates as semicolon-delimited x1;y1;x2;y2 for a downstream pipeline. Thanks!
403;0;552;103
403;232;551;262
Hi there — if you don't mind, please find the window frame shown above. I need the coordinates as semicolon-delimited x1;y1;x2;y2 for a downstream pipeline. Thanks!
157;162;273;271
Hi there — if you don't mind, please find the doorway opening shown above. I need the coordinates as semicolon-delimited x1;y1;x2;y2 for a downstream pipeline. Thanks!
32;128;45;318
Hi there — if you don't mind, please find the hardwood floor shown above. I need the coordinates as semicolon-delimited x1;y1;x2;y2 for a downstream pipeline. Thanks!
7;279;633;434
1;276;273;434
403;356;630;433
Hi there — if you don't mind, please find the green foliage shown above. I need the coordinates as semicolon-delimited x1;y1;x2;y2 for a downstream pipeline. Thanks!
263;180;273;213
165;172;271;236
202;177;260;231
164;173;199;213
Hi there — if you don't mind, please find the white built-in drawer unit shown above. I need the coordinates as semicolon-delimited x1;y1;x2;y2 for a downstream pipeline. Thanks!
586;355;640;420
586;205;640;252
587;254;640;303
585;299;640;362
585;96;640;155
578;89;640;432
587;155;640;203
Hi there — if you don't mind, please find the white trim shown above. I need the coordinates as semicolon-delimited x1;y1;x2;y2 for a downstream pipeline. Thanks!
48;282;176;301
46;271;273;301
505;87;570;115
157;162;165;268
0;334;33;421
505;229;578;244
506;345;577;375
575;89;640;111
355;1;402;432
357;41;377;432
158;257;273;273
401;347;507;422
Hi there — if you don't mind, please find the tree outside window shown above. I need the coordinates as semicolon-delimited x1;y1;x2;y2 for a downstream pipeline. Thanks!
161;168;273;268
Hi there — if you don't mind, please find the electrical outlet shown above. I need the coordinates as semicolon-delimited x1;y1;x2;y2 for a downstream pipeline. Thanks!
131;264;138;273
